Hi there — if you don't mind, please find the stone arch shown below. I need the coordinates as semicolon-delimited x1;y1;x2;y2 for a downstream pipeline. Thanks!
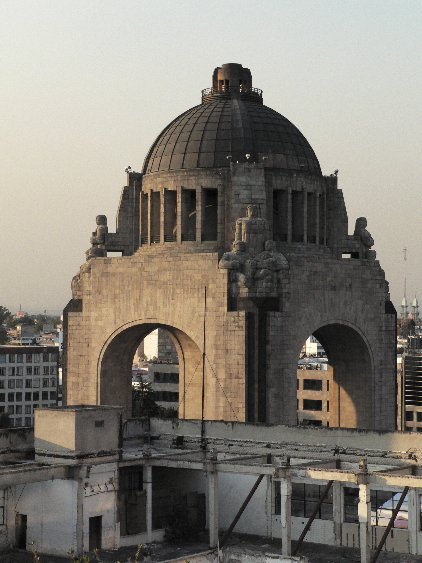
97;320;203;419
297;320;374;429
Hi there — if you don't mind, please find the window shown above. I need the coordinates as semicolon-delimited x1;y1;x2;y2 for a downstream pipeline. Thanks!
33;379;40;388
16;354;23;363
0;355;5;364
26;367;32;376
7;393;14;402
33;404;39;410
25;380;32;388
50;391;56;401
406;411;414;421
24;392;31;401
275;482;333;520
417;412;422;422
16;367;23;376
42;378;49;388
371;490;404;527
42;391;48;401
43;353;49;362
15;392;22;402
303;379;323;391
51;353;57;362
8;380;15;389
24;417;32;426
0;394;4;402
33;367;40;375
50;366;56;375
43;366;49;375
33;354;40;363
0;368;5;376
14;418;22;427
95;420;104;428
7;406;14;415
344;487;359;523
25;405;31;414
15;380;23;389
0;382;4;390
8;354;15;363
16;405;22;414
8;367;15;376
50;378;56;387
26;354;32;362
33;392;39;401
303;399;323;411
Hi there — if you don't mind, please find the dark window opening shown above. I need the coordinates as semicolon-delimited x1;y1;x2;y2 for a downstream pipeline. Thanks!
150;191;161;243
303;399;322;411
292;191;304;243
164;189;177;242
182;189;196;241
140;192;148;244
275;482;332;520
307;192;317;243
273;190;288;242
202;188;218;241
319;193;326;245
303;379;323;391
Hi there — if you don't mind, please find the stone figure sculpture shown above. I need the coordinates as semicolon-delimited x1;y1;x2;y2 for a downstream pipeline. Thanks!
354;217;375;260
235;204;268;255
86;215;108;260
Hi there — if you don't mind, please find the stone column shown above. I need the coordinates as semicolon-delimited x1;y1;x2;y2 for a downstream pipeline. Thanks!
408;488;419;555
160;188;165;244
143;465;153;543
196;186;202;243
315;189;320;247
358;483;372;563
287;187;292;243
332;481;343;546
208;468;219;548
303;190;308;244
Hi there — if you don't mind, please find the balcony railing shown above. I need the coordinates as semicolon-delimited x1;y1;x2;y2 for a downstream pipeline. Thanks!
201;86;263;104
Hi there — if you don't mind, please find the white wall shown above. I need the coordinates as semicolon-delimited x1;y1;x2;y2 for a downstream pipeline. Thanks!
82;462;119;551
11;479;77;555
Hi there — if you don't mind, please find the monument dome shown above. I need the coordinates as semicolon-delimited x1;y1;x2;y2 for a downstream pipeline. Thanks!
143;63;321;175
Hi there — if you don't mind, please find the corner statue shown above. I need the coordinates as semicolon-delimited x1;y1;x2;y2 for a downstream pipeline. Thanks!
354;217;375;260
86;215;108;260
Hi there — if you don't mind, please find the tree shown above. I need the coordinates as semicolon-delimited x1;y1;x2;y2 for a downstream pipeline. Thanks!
0;306;11;345
132;381;161;418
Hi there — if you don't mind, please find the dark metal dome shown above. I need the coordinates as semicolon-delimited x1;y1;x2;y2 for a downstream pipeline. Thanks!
143;64;321;175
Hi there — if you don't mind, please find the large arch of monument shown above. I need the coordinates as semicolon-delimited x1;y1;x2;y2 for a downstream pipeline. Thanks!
64;62;396;430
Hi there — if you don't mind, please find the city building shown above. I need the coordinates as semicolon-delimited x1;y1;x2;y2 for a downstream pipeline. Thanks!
0;345;58;427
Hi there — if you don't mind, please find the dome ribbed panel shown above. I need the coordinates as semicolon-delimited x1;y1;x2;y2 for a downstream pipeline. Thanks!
142;99;321;175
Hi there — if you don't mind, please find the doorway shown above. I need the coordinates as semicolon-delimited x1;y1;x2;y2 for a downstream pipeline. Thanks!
15;513;27;549
89;516;102;551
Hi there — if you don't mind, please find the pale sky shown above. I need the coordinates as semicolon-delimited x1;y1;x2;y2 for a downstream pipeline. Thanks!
0;0;421;314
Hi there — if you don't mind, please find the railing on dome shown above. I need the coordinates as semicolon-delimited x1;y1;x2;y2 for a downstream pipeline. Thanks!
201;86;263;104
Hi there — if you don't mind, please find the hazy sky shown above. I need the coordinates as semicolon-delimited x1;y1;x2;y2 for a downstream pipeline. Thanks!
1;0;421;314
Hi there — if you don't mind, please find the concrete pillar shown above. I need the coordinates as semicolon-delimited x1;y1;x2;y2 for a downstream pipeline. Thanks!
265;475;273;538
278;477;292;556
287;187;292;243
143;465;152;543
76;476;84;555
208;469;219;548
408;488;419;555
358;483;372;563
332;481;343;546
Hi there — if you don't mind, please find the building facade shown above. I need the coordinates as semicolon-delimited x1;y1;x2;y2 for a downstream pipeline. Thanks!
0;346;58;427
